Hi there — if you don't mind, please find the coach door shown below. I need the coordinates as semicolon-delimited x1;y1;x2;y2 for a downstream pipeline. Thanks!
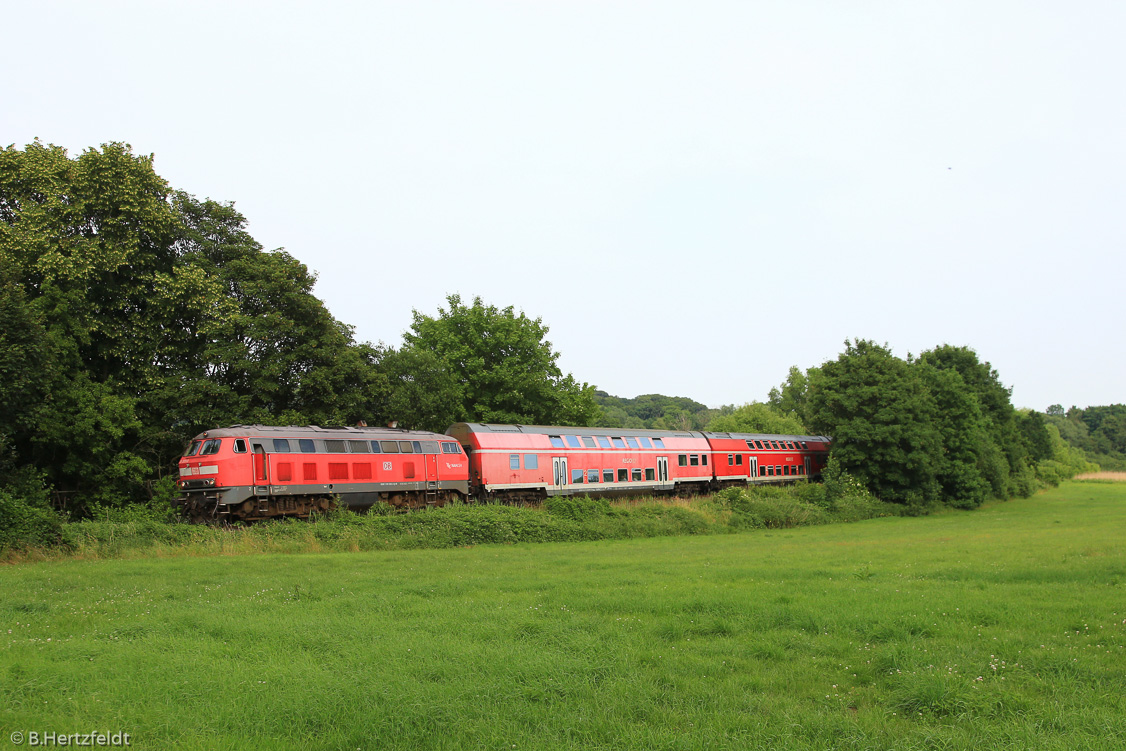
749;457;759;482
657;456;669;485
804;456;811;477
552;457;569;495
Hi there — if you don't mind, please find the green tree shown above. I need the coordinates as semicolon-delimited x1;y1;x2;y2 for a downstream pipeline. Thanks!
398;294;599;428
806;340;941;507
767;365;813;427
706;402;808;435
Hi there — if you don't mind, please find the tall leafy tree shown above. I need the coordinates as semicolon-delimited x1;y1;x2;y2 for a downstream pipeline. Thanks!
706;402;808;435
396;294;599;428
806;340;941;506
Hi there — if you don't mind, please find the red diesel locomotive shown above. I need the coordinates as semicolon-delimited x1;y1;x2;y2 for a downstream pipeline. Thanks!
177;425;469;521
178;422;830;521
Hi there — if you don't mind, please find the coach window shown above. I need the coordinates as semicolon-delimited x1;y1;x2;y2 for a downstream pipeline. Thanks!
632;468;642;481
597;436;612;448
618;468;629;482
603;469;614;483
639;437;653;449
645;468;655;481
775;465;781;475
588;469;599;483
690;455;699;466
802;441;809;450
572;469;584;484
736;455;743;466
755;440;765;450
326;440;347;453
566;436;581;448
349;440;370;453
550;436;565;448
581;436;596;449
702;455;708;466
678;455;688;466
783;465;790;476
612;437;627;449
525;455;538;470
728;454;733;466
625;437;639;449
652;438;665;448
298;439;316;453
759;465;767;477
201;439;222;455
380;441;400;453
233;439;247;453
510;454;520;470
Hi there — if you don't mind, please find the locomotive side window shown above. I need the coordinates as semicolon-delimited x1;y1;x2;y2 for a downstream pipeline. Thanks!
440;442;461;454
349;440;370;453
326;440;347;453
201;439;222;455
184;441;202;457
678;455;688;466
298;439;316;453
524;455;538;469
412;441;424;453
550;436;565;448
380;441;399;453
233;440;247;453
597;437;612;448
581;437;596;448
370;442;382;453
398;442;415;453
652;438;665;448
273;439;291;453
603;469;614;482
587;469;598;482
510;454;520;470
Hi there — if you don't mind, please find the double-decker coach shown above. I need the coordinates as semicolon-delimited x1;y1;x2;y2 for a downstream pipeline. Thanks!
445;423;714;502
704;431;832;486
178;425;469;521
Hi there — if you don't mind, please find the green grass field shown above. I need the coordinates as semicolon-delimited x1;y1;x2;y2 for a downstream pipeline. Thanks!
2;482;1124;750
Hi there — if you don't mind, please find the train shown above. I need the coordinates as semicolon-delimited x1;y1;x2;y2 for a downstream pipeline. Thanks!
176;422;831;522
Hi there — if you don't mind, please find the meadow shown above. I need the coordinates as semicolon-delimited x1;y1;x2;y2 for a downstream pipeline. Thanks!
2;481;1124;750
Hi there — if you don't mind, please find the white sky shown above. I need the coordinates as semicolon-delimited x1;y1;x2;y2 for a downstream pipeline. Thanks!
4;1;1123;411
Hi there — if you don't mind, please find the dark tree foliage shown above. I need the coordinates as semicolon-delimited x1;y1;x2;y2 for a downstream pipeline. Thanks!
1046;404;1126;470
0;142;386;511
390;294;600;431
594;392;718;430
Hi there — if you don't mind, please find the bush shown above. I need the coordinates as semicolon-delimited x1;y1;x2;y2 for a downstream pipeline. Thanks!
543;495;611;521
0;490;66;551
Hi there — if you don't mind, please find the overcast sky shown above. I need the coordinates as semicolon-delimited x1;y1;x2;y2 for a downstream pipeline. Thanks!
4;1;1123;411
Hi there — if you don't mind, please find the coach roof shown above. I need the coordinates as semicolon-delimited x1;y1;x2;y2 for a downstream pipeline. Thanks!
447;422;703;439
196;425;455;441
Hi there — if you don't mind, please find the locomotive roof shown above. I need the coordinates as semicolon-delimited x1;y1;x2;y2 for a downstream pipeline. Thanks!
702;431;832;444
196;425;454;441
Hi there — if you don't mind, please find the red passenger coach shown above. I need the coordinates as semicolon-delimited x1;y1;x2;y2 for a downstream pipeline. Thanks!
445;423;715;502
704;432;831;485
177;425;469;521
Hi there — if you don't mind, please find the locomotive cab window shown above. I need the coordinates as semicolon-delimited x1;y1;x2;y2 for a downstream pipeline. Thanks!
184;441;202;457
441;442;461;454
201;439;221;455
421;441;440;454
233;439;247;453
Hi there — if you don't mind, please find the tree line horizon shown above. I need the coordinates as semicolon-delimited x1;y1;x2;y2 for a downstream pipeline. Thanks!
1;141;1117;524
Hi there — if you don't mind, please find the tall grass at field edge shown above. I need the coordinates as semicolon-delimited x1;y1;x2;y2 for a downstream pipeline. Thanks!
2;483;897;562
